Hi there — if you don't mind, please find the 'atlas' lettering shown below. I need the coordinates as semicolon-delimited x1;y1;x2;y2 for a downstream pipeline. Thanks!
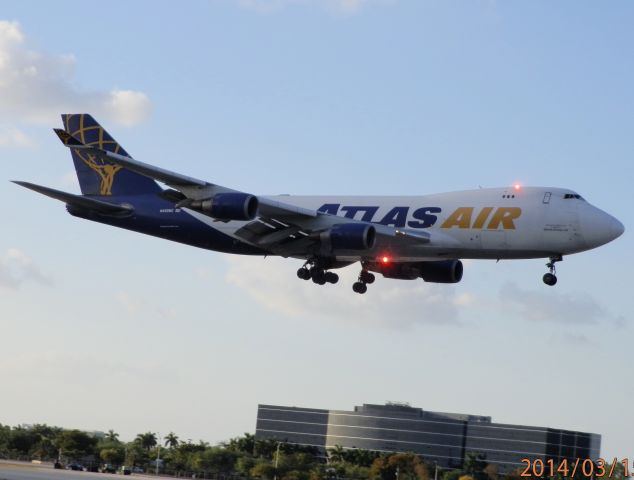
318;203;340;215
379;207;409;228
341;206;379;222
408;207;441;229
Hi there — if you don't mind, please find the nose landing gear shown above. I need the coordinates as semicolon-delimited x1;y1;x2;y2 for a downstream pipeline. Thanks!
543;255;562;286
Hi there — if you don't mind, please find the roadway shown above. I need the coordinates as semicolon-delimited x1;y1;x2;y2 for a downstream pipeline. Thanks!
0;461;178;480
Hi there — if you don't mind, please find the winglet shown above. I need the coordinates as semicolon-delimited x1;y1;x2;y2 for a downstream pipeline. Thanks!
53;128;85;147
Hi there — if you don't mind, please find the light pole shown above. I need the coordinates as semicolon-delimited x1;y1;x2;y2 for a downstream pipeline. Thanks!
434;461;438;480
155;433;162;476
273;441;282;480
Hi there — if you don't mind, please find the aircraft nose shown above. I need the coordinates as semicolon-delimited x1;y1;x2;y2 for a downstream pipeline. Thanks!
581;206;624;248
611;216;625;239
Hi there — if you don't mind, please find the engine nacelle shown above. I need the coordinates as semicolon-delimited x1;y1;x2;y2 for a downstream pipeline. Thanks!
377;259;463;283
418;260;463;283
198;192;258;221
326;223;376;250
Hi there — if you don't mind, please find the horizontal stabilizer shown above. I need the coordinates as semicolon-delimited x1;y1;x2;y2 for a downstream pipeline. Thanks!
53;128;84;147
12;181;133;217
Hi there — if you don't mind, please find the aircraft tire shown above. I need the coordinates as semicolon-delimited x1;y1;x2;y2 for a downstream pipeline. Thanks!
360;271;375;284
325;272;339;284
312;271;327;285
352;282;367;294
297;268;310;280
543;273;557;286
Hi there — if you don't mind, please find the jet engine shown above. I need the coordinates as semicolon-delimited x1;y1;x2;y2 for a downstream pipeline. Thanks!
324;223;376;250
378;259;463;283
194;192;259;221
418;260;463;283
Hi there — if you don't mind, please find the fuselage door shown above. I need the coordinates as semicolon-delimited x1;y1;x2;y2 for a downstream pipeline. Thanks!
543;192;552;204
542;192;582;250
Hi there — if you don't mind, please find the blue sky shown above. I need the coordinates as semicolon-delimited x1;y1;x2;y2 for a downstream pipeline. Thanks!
1;0;632;459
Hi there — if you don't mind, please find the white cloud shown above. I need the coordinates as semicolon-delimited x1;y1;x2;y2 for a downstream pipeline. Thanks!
105;90;152;127
116;291;143;315
499;281;624;325
0;20;151;137
0;248;52;289
59;170;79;189
0;127;33;147
548;332;594;347
115;291;177;319
225;256;468;329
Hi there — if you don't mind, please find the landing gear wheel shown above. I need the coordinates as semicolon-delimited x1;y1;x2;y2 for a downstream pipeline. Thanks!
324;272;339;284
297;267;311;280
360;271;375;284
543;273;557;286
311;270;327;285
543;255;562;286
352;282;368;294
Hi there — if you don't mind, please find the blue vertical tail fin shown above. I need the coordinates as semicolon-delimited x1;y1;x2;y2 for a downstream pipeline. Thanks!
61;114;162;196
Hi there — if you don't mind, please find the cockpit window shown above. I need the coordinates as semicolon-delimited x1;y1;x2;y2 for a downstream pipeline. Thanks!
564;193;585;200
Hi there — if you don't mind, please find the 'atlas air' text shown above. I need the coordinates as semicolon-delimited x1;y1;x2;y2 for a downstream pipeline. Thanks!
317;204;522;230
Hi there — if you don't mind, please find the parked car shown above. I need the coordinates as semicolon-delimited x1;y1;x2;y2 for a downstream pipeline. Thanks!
67;463;83;471
100;464;116;473
132;466;144;473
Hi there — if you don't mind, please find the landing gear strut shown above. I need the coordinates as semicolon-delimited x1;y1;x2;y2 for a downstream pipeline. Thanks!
543;255;562;286
352;266;375;294
297;259;339;285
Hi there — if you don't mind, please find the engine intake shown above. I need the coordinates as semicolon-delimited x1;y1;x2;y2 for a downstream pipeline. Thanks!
198;192;258;221
327;223;376;250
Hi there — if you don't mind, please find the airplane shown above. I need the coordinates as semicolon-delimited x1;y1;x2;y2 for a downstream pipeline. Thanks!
13;114;624;294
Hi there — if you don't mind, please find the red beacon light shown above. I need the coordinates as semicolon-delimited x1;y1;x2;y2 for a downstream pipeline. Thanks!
381;255;390;264
513;183;521;191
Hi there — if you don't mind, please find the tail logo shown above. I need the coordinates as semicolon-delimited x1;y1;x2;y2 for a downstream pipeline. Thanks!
74;149;122;196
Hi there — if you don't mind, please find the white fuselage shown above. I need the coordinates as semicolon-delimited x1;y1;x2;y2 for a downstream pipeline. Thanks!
204;186;623;262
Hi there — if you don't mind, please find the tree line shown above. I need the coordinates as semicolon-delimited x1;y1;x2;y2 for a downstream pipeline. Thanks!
0;424;628;480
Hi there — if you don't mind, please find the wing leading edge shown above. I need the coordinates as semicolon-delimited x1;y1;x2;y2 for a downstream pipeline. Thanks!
52;125;431;256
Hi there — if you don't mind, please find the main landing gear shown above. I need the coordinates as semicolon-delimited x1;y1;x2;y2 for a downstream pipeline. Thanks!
352;268;375;294
543;255;562;286
297;259;376;293
297;259;339;285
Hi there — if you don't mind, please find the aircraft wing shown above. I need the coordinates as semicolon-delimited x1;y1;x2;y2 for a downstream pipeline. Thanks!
53;129;429;255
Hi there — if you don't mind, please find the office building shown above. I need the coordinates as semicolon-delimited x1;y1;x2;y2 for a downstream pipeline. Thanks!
255;403;600;473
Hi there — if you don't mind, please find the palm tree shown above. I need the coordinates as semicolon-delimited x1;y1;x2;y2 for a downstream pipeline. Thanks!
328;445;346;463
135;432;157;451
164;432;179;449
106;430;119;442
